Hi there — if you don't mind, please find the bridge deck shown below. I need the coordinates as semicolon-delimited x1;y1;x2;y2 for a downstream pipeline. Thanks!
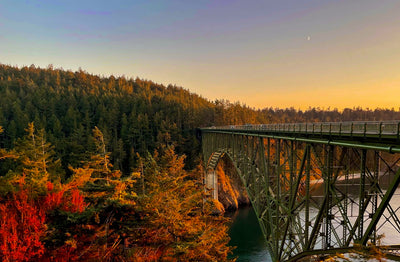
202;120;400;153
204;121;400;137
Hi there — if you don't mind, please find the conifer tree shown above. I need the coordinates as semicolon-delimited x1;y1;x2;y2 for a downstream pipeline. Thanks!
0;126;19;195
132;146;232;261
13;122;60;193
0;126;18;161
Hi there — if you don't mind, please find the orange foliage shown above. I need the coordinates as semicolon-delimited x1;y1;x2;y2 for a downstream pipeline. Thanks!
0;125;231;261
131;246;164;262
43;186;87;213
43;188;64;210
216;164;239;210
0;179;88;262
132;147;232;261
65;189;87;213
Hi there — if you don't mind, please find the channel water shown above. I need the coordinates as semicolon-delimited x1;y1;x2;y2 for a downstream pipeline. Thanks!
227;180;400;261
227;206;272;261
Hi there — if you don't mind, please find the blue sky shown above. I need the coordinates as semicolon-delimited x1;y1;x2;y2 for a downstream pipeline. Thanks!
1;0;400;109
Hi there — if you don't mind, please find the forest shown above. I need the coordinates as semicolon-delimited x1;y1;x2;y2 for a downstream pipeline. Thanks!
1;64;400;176
1;63;400;261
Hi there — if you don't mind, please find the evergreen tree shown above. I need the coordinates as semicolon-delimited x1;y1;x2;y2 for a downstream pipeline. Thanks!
13;123;61;193
133;146;232;261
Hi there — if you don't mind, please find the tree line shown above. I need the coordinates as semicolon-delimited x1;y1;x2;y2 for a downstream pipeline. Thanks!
1;64;399;177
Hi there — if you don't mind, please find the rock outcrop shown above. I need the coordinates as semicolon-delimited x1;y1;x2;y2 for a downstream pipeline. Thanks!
215;156;250;212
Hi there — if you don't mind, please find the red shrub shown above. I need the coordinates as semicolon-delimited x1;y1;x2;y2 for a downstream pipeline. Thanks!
0;190;45;262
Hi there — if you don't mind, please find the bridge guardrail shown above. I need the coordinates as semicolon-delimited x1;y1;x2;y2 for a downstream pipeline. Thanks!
204;121;400;139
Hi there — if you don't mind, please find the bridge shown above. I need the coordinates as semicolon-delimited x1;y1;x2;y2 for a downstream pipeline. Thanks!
200;121;400;261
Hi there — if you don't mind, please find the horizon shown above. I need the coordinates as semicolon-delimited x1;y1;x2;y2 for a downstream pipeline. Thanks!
1;1;399;110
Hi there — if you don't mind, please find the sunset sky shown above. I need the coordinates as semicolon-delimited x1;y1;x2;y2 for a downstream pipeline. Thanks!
1;0;399;110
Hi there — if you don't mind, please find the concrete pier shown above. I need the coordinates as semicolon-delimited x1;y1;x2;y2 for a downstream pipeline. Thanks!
205;169;218;200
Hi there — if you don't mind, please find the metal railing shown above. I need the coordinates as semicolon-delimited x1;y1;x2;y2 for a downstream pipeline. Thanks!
204;120;400;138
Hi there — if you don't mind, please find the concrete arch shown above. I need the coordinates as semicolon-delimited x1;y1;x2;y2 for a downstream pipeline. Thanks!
204;149;247;201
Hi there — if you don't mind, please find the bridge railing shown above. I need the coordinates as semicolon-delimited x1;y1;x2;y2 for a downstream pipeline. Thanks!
204;120;400;138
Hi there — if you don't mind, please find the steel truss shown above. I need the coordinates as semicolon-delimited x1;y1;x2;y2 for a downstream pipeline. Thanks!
201;127;400;261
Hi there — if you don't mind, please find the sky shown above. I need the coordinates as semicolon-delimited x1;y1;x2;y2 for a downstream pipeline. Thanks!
1;0;400;110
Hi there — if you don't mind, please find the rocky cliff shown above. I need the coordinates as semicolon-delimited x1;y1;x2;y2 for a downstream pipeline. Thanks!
215;156;250;212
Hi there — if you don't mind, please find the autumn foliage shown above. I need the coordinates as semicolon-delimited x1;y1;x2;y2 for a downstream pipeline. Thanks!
130;147;232;261
0;188;45;261
0;124;232;261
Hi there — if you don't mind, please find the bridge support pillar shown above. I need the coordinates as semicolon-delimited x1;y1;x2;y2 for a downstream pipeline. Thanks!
205;169;218;200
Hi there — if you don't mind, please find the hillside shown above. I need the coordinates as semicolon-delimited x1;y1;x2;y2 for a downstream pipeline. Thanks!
0;64;269;176
0;64;240;261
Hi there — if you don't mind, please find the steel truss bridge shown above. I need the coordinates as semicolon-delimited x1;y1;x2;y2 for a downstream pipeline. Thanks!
200;121;400;261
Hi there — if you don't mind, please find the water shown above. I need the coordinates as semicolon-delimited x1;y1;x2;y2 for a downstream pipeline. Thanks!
227;206;272;262
227;186;400;261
